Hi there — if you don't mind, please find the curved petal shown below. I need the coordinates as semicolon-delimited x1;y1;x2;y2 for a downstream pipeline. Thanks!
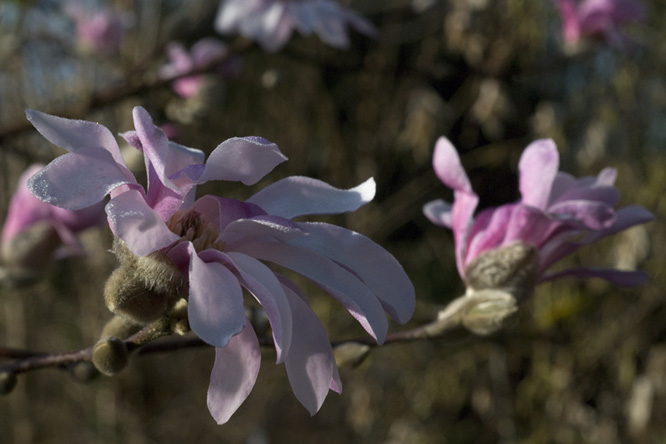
551;185;620;208
188;248;246;348
105;190;180;256
465;204;516;269
198;137;287;185
192;195;266;232
547;199;616;230
233;241;388;344
519;139;559;209
281;276;338;415
25;109;126;166
451;190;479;277
422;199;453;228
207;320;261;425
540;267;649;287
432;137;473;193
247;176;376;219
28;147;135;210
199;250;293;364
291;222;415;323
223;215;305;243
503;205;543;244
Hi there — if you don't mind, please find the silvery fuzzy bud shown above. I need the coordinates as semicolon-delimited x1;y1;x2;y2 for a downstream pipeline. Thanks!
464;241;538;302
92;336;129;376
460;289;518;335
0;371;17;394
104;239;187;325
100;314;142;339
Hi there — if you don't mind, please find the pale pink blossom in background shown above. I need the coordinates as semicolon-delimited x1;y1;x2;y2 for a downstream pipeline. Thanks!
159;39;240;99
554;0;645;48
26;106;415;424
215;0;378;52
424;137;654;288
1;164;105;269
65;3;134;54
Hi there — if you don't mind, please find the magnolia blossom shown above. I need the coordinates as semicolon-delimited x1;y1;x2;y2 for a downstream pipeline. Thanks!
424;137;653;290
1;164;104;271
26;107;415;424
554;0;644;48
65;4;134;54
214;0;378;52
159;39;239;99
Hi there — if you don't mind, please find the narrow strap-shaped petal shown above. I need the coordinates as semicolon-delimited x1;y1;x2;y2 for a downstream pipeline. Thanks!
451;190;479;277
25;109;127;167
188;247;246;348
28;147;135;210
432;137;473;193
223;215;305;243
105;190;180;256
207;319;261;425
547;199;616;230
199;250;293;364
540;267;649;287
280;276;338;415
198;137;287;185
422;199;453;228
247;176;376;219
192;195;266;232
233;240;388;344
291;222;415;323
465;204;515;270
519;139;559;209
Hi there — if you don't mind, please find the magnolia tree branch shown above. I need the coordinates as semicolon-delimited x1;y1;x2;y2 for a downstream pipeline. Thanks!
0;290;517;382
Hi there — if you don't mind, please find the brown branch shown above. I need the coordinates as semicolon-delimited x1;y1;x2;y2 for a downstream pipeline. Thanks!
0;290;518;380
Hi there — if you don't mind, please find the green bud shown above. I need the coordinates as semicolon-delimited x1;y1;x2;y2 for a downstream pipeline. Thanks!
0;371;17;394
464;242;538;301
92;336;129;376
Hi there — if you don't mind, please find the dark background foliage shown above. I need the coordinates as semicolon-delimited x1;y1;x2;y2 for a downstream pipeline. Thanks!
0;0;664;443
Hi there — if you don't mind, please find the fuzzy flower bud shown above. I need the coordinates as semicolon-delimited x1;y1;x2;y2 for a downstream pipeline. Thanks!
104;239;187;324
460;289;518;335
92;336;129;376
464;242;539;302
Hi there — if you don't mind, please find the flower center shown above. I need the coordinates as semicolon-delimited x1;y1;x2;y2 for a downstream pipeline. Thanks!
167;209;224;252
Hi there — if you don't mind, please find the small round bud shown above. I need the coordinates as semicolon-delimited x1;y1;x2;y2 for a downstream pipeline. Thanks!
92;336;129;376
0;371;18;394
69;361;100;383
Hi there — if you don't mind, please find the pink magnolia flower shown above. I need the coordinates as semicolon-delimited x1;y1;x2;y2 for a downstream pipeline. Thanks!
65;4;134;54
26;106;415;424
423;137;653;289
159;39;239;99
554;0;645;48
214;0;378;52
1;164;104;270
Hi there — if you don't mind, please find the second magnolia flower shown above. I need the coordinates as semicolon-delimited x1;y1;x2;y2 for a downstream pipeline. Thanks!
26;106;415;424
